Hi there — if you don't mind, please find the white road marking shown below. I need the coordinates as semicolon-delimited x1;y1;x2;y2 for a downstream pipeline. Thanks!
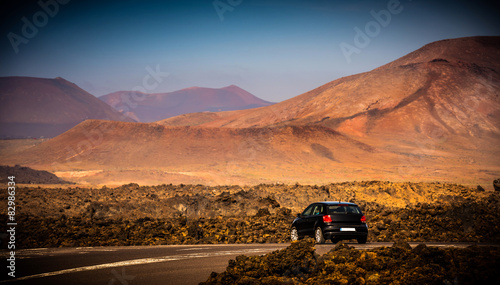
176;247;207;251
1;248;280;283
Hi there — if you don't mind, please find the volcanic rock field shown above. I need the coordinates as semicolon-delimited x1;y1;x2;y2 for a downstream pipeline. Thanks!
1;181;498;248
201;239;499;284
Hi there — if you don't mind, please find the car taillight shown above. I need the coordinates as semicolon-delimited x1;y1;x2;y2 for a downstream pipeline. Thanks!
361;215;366;223
323;215;332;223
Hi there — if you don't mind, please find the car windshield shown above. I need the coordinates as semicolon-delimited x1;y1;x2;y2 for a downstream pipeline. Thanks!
327;205;361;214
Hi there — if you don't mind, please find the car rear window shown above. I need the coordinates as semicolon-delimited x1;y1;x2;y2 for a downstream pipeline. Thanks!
327;205;362;214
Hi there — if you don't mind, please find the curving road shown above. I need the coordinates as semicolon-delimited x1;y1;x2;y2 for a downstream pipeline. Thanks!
0;242;494;285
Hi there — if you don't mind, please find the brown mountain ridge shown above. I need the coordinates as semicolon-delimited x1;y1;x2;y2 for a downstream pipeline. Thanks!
0;76;134;138
100;85;274;123
2;37;499;188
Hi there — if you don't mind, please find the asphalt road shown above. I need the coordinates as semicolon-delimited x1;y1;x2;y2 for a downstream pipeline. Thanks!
0;242;492;285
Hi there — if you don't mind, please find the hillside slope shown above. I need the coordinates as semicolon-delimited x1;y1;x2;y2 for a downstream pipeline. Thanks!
2;120;397;185
2;37;499;187
0;77;134;138
158;36;500;181
100;85;274;122
159;37;499;140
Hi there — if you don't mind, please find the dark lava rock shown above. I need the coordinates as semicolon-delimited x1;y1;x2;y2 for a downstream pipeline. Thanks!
201;238;318;284
392;240;412;250
255;208;271;217
202;240;500;284
2;182;500;249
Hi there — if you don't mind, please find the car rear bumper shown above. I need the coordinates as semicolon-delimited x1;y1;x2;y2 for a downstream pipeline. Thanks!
323;224;368;239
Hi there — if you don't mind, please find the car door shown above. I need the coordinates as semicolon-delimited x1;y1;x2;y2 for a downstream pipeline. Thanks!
296;204;315;236
302;204;324;236
310;204;325;231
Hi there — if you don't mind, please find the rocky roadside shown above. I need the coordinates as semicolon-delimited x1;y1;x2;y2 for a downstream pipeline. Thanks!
201;239;500;284
0;182;499;248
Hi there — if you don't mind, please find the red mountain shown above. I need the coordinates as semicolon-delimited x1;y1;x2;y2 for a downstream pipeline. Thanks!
99;85;274;122
161;37;500;134
159;37;500;173
3;37;499;188
0;77;134;138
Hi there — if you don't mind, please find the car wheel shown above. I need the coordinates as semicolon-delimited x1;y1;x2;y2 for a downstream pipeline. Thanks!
290;227;299;241
315;227;325;244
357;236;367;244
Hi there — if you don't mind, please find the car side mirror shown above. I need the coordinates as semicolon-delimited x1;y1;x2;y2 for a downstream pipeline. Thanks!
296;213;301;218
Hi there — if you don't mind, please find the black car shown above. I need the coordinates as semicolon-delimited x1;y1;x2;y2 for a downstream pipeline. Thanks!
290;201;368;244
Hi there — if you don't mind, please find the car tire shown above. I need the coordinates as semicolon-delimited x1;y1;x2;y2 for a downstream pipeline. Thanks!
315;227;325;244
357;236;367;244
290;227;299;241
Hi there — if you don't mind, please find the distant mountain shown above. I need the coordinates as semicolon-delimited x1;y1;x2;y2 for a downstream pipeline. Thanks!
0;165;71;184
156;37;500;186
160;37;500;139
99;85;274;122
3;37;499;188
0;77;134;138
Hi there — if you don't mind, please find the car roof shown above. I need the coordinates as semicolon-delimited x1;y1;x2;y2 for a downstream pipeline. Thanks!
316;201;358;206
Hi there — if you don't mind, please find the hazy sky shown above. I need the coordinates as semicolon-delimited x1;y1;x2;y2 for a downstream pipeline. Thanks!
1;0;499;102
